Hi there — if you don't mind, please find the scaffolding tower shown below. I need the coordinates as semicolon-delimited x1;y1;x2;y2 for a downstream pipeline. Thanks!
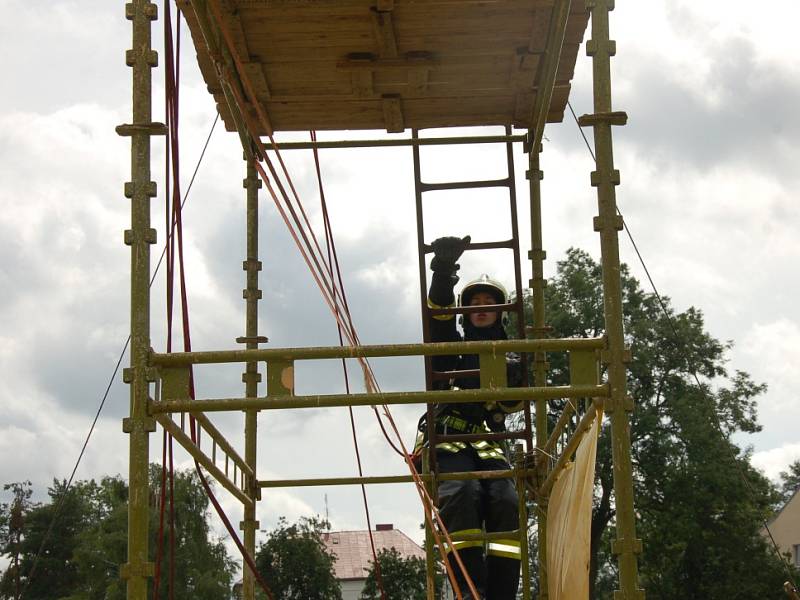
120;0;643;598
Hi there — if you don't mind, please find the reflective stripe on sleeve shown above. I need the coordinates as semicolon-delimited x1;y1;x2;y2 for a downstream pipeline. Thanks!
428;298;456;321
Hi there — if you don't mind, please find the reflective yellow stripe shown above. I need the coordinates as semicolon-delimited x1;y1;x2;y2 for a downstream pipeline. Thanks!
428;298;456;321
487;541;522;559
446;540;483;553
445;529;484;553
491;539;520;548
437;441;467;453
476;447;506;459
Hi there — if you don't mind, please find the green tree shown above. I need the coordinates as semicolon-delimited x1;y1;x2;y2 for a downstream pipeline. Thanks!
779;461;800;503
148;467;236;599
0;479;95;599
255;516;341;600
0;467;235;600
0;482;36;600
517;248;791;599
359;547;442;600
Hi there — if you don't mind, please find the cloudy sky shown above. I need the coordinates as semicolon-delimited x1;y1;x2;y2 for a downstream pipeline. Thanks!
1;0;798;562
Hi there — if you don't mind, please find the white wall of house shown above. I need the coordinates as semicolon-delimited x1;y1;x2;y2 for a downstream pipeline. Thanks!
764;490;800;567
340;578;365;600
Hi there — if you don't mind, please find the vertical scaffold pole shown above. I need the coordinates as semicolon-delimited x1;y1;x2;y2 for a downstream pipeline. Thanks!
120;1;158;597
585;0;644;597
526;140;550;598
240;155;263;600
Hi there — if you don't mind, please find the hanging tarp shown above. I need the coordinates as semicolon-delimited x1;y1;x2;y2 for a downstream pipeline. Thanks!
547;409;603;600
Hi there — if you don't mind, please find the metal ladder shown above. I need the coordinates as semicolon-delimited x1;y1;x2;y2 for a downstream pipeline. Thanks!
411;126;535;599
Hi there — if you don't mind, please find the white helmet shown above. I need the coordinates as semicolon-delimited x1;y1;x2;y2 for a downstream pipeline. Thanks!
458;274;508;307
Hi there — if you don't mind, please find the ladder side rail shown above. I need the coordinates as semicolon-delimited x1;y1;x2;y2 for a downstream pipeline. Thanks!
503;126;535;600
412;128;440;600
503;126;535;457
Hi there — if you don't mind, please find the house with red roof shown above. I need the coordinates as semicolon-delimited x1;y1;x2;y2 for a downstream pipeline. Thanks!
323;523;451;600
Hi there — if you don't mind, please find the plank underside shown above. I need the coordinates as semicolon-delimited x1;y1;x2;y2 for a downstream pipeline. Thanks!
182;0;589;132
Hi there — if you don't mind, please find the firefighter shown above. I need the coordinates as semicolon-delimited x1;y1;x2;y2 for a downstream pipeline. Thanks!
417;235;522;600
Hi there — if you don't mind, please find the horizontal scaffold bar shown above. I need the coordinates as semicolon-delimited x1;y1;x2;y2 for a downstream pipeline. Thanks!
263;134;527;151
258;469;533;489
150;337;605;367
150;384;608;414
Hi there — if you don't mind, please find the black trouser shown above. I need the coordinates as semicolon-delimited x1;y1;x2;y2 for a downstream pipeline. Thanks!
436;446;521;600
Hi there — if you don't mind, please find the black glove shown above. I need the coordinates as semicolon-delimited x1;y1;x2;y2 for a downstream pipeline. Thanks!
430;235;471;273
506;353;523;388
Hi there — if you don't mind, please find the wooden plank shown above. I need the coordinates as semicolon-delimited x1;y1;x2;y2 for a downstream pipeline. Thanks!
242;62;271;101
407;67;429;95
239;0;547;27
351;70;374;97
248;36;533;63
371;7;399;58
336;55;438;70
556;42;581;82
181;0;588;132
265;62;517;100
382;94;405;132
224;11;251;61
261;94;517;130
514;91;536;124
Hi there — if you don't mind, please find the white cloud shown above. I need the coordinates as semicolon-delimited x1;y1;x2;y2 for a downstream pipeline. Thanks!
737;319;800;413
752;443;800;482
1;0;799;577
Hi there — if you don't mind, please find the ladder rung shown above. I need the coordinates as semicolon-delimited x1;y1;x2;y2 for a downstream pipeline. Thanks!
236;335;269;344
436;431;529;443
419;177;511;192
428;301;518;317
431;369;480;381
423;239;515;253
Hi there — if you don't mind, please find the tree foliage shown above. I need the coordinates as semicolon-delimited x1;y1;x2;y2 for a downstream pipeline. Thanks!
515;248;792;599
0;482;36;600
359;547;442;600
779;461;800;503
148;466;236;599
0;467;234;600
255;516;341;600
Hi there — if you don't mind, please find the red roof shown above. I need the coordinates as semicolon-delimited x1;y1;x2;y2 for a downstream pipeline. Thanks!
322;525;426;581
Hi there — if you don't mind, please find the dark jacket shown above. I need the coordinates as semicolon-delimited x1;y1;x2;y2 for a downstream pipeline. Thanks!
427;271;522;428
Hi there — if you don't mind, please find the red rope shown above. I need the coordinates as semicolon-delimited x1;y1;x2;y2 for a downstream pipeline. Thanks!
168;434;176;600
193;2;480;595
153;2;181;597
163;7;277;599
311;132;387;600
174;3;481;597
307;133;474;598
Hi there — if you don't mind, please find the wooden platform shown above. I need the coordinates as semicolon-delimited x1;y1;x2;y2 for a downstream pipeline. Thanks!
180;0;589;133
